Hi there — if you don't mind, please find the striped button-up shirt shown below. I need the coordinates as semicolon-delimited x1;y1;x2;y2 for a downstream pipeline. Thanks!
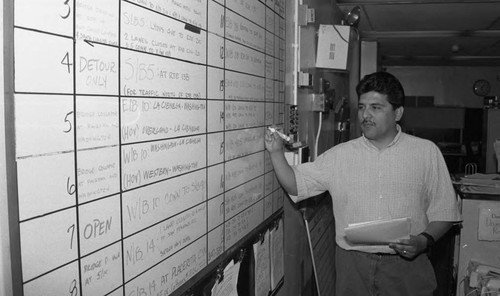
292;128;461;253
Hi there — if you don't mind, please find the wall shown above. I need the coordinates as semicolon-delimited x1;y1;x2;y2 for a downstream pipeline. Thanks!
296;0;351;156
1;0;14;294
278;0;349;296
281;1;347;295
386;66;500;108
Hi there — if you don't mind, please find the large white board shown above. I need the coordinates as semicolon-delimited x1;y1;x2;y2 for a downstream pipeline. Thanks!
11;0;286;295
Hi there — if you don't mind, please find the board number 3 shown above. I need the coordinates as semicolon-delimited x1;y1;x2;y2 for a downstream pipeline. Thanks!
60;0;71;19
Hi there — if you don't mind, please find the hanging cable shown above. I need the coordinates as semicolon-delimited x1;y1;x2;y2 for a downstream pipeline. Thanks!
314;111;322;160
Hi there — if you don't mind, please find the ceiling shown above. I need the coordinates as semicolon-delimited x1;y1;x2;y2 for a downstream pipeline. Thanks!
336;0;500;67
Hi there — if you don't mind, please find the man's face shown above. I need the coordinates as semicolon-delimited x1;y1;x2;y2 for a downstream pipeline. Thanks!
358;91;403;147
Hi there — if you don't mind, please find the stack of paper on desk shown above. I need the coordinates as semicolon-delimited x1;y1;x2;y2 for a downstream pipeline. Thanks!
457;173;500;195
345;217;411;245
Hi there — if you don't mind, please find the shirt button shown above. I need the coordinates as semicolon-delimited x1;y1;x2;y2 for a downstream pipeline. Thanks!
379;195;383;199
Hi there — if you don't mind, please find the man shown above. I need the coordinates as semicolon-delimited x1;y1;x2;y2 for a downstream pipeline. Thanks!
265;71;461;295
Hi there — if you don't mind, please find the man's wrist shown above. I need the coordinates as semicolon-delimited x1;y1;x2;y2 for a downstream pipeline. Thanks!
419;232;435;249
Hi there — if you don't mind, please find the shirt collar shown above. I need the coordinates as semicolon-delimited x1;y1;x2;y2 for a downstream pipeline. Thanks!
362;124;403;151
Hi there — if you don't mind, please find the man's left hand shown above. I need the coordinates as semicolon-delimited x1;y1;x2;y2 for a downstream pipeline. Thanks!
388;234;428;259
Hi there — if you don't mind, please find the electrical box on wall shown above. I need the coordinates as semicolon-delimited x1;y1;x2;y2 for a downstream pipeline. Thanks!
298;72;313;87
298;5;315;26
311;94;325;112
316;25;350;70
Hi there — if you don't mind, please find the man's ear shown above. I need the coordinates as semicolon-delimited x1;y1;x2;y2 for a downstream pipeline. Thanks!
395;106;404;122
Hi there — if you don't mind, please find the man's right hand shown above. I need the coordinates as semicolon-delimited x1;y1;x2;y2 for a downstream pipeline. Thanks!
264;127;298;195
264;127;284;154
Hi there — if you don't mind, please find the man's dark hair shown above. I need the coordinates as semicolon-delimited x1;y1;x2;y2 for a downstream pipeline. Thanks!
356;71;405;109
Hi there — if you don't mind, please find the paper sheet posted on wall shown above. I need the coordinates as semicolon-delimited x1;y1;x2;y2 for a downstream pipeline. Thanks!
253;230;271;296
270;219;284;290
478;207;500;241
315;24;350;70
345;217;411;245
211;259;241;296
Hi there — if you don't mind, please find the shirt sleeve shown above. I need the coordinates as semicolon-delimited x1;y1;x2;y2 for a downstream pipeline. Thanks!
425;143;462;222
292;151;333;202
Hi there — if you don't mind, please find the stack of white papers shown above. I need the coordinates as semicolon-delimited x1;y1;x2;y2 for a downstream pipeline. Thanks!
344;217;411;245
457;173;500;195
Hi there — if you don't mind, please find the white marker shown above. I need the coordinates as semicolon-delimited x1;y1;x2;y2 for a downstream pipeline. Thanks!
268;126;291;142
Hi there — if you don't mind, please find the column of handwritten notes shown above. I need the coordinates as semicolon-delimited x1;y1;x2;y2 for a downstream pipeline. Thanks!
76;2;123;295
119;1;209;295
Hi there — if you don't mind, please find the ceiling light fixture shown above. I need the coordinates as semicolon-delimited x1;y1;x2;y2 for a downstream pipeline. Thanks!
344;6;361;28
